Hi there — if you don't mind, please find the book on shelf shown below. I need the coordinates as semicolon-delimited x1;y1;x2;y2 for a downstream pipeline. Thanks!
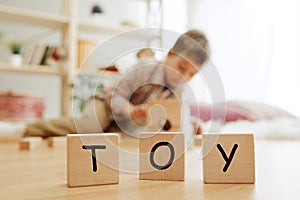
40;46;51;65
22;43;35;65
22;43;67;68
30;44;46;65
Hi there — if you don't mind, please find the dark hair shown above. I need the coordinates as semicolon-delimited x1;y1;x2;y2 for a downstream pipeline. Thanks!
171;29;210;66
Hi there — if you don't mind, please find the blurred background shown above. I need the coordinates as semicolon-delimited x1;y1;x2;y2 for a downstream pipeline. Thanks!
0;0;299;119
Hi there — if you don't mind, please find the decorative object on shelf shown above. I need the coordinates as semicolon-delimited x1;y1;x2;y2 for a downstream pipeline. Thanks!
90;4;105;24
9;42;23;67
45;46;67;69
100;65;119;72
0;33;23;67
91;4;103;14
0;90;44;120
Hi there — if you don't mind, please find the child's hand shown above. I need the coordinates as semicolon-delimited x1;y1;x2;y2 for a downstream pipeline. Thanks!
191;117;203;135
129;104;147;119
194;123;202;135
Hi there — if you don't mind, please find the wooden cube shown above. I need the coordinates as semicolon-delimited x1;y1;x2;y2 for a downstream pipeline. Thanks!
46;137;66;148
202;133;255;183
140;132;185;181
67;133;119;187
147;99;181;132
193;135;202;146
19;137;43;150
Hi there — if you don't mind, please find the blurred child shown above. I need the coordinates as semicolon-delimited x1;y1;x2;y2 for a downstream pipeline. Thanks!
24;29;210;137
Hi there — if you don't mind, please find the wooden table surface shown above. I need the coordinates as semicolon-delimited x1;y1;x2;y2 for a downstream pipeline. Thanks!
0;135;300;200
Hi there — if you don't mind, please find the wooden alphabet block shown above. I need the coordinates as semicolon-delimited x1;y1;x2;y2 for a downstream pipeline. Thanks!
193;135;202;146
139;132;185;181
46;137;66;148
19;137;43;150
202;133;255;183
147;99;181;132
67;133;119;187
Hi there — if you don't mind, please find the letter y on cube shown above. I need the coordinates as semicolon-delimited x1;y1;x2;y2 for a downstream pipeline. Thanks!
202;133;255;184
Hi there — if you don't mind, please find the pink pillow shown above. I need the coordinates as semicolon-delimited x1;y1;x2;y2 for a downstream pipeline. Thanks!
190;102;254;122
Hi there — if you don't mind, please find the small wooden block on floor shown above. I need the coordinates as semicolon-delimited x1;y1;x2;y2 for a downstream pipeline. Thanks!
67;133;119;187
193;135;202;146
19;137;43;150
147;99;181;132
202;133;255;183
46;137;66;148
140;132;185;181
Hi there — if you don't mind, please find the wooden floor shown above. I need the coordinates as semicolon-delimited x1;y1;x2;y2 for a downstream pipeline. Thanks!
0;135;300;200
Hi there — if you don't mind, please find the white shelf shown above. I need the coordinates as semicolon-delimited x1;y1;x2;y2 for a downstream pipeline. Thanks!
0;63;67;77
0;5;68;29
78;20;133;35
79;20;161;42
76;68;119;77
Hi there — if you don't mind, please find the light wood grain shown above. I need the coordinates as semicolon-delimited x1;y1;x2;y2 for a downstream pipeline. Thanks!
139;133;184;181
1;134;300;199
202;133;255;183
67;134;119;187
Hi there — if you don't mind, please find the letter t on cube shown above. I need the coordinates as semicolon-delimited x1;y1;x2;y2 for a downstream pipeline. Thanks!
67;133;119;187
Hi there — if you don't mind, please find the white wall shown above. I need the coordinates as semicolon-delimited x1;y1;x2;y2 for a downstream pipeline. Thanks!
267;0;300;117
186;0;300;117
187;0;272;103
162;0;187;32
